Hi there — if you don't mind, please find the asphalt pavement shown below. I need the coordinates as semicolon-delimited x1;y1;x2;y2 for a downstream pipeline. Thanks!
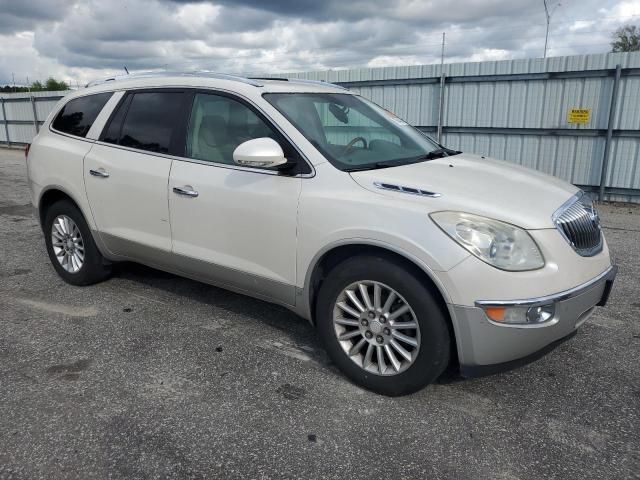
0;147;638;479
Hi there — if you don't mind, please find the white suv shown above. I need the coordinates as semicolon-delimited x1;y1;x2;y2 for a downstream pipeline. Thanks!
26;72;616;395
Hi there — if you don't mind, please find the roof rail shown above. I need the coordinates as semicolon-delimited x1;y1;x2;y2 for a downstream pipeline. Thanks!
248;76;348;91
248;77;289;81
285;78;349;90
86;71;264;88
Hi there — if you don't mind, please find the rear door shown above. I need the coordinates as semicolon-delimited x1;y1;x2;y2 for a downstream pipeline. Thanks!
168;91;308;304
84;89;189;255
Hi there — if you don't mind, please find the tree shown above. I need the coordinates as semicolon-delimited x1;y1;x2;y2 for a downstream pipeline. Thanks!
44;77;69;91
0;78;69;93
611;25;640;52
0;85;28;93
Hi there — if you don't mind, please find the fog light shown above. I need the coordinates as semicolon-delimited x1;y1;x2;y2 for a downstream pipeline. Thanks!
483;304;555;325
526;304;555;324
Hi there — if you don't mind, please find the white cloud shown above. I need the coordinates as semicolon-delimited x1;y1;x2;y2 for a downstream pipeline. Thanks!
569;20;597;32
468;48;512;62
0;0;638;87
611;0;640;17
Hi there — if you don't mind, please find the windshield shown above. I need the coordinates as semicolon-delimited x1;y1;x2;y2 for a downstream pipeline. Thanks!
264;92;456;171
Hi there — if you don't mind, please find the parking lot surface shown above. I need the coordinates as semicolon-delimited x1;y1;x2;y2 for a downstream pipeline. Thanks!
1;147;639;479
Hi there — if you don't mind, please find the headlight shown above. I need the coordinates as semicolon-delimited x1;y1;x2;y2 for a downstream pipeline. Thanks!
430;211;544;271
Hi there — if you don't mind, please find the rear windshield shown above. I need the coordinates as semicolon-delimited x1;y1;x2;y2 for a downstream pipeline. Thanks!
51;92;113;138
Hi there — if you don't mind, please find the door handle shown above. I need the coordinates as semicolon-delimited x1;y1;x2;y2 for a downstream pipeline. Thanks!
89;168;109;178
173;186;199;198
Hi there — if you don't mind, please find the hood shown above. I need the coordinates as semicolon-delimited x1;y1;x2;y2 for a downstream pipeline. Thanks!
349;153;578;229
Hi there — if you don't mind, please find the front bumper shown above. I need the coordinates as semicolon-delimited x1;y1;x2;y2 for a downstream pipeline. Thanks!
450;265;617;377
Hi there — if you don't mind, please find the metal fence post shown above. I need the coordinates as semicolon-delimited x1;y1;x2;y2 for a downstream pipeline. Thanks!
1;98;10;147
437;73;446;144
599;64;622;202
30;95;39;134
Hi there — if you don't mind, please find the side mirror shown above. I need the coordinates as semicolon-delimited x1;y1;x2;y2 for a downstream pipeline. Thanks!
233;137;288;169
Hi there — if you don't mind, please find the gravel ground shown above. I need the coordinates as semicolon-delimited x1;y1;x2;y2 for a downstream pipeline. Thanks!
0;147;638;480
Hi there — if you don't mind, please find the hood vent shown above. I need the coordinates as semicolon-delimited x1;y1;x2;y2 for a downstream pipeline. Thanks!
373;181;441;198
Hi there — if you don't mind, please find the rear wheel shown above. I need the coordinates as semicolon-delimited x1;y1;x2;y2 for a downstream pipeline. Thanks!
316;255;450;396
44;200;112;286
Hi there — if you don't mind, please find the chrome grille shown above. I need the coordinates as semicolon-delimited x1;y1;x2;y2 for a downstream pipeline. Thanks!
552;193;602;257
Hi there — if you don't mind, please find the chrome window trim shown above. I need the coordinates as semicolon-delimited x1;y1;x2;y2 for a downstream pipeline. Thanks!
94;85;316;179
48;126;97;144
92;140;315;178
475;265;616;308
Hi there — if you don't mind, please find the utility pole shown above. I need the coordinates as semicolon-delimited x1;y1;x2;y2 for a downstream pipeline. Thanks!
600;64;622;201
543;0;560;58
437;32;446;144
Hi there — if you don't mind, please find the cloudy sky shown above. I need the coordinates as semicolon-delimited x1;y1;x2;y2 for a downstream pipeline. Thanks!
1;0;639;87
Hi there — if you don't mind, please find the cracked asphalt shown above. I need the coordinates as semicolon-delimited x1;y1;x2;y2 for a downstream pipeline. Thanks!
0;148;639;479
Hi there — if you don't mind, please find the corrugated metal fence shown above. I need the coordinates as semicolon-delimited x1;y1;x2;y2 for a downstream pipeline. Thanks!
2;52;639;202
0;91;65;146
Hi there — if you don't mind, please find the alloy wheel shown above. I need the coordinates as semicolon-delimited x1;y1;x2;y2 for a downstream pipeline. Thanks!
51;215;85;273
332;280;421;375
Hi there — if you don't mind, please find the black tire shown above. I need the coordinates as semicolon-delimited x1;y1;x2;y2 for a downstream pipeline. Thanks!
316;255;450;396
43;199;112;286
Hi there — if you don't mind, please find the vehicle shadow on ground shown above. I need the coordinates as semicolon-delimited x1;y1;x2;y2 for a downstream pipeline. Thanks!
111;261;337;367
111;261;473;390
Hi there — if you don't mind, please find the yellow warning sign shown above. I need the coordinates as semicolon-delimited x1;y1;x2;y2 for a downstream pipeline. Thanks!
568;109;591;124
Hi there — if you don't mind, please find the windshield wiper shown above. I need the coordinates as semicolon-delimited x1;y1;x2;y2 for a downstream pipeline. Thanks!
342;148;462;172
420;147;462;159
343;160;410;172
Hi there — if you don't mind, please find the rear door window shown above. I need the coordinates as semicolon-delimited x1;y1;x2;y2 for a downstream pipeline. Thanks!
51;92;113;138
102;91;186;154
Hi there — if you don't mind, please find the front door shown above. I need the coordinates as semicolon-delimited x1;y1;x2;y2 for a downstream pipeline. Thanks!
168;92;303;304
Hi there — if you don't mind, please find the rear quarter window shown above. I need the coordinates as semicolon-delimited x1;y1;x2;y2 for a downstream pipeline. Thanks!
51;92;113;138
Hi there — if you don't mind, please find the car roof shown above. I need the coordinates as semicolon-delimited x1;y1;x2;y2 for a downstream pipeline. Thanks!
77;71;352;97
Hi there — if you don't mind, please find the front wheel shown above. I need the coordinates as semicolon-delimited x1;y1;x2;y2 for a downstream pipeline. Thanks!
316;255;450;396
